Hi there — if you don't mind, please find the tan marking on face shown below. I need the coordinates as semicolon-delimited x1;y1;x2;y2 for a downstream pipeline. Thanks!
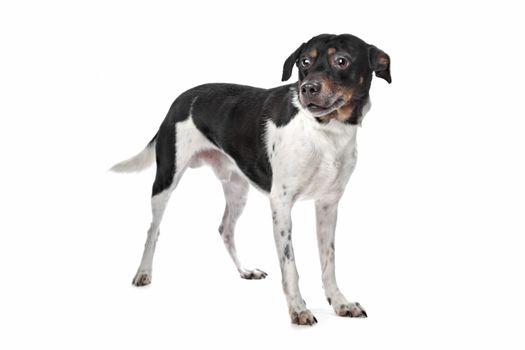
319;85;355;123
332;102;355;122
327;47;336;55
308;49;317;58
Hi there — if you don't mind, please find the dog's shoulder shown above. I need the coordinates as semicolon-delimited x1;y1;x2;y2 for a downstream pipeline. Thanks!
262;84;300;127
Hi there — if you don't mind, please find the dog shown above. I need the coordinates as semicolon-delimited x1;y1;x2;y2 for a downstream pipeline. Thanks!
111;33;391;325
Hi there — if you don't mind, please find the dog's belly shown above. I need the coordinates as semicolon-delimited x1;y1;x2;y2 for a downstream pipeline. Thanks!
266;112;358;201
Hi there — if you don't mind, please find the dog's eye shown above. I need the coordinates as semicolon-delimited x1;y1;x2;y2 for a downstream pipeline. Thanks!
300;57;312;69
335;57;350;69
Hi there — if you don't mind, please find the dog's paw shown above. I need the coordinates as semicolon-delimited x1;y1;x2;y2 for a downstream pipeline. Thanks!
336;302;367;318
290;309;318;326
132;270;152;286
240;269;268;280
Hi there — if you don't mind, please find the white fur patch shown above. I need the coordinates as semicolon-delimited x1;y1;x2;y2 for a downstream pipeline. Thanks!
266;96;358;202
110;141;156;173
175;117;217;171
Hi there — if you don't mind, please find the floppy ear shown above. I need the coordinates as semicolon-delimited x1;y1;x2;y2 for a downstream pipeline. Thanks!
281;43;305;81
368;45;391;84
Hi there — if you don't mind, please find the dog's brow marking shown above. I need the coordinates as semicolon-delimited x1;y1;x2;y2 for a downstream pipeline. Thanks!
327;47;336;55
308;49;318;58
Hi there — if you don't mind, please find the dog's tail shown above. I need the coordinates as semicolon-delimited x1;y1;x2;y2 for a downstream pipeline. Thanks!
110;133;157;173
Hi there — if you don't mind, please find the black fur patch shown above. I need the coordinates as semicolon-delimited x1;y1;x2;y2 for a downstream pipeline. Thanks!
152;93;195;196
187;83;299;192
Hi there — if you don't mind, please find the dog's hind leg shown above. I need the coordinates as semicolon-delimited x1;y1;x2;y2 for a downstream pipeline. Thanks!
207;152;267;280
132;187;175;286
132;116;193;286
132;160;187;286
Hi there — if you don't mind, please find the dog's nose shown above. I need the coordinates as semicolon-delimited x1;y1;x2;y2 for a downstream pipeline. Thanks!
301;82;321;97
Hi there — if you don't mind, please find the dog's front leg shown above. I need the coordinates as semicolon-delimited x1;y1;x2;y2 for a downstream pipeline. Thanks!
315;198;367;318
270;196;317;325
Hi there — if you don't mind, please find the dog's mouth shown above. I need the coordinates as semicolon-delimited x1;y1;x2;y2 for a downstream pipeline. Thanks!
303;98;345;116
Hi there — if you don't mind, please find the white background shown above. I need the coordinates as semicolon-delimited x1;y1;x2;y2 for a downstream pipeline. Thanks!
1;0;524;348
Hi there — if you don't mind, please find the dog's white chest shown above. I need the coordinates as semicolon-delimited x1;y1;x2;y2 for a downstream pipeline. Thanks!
266;112;358;201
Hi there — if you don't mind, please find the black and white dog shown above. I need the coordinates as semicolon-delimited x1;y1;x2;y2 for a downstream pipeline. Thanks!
112;33;391;325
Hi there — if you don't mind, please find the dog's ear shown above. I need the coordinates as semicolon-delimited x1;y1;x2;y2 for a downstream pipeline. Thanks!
282;43;305;81
368;45;391;84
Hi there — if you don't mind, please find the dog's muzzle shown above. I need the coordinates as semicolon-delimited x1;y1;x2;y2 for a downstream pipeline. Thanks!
299;81;345;116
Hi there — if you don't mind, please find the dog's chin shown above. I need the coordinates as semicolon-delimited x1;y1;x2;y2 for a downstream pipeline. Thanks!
300;98;346;117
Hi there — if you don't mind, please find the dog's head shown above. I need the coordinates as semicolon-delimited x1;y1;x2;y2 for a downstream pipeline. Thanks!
282;34;391;124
